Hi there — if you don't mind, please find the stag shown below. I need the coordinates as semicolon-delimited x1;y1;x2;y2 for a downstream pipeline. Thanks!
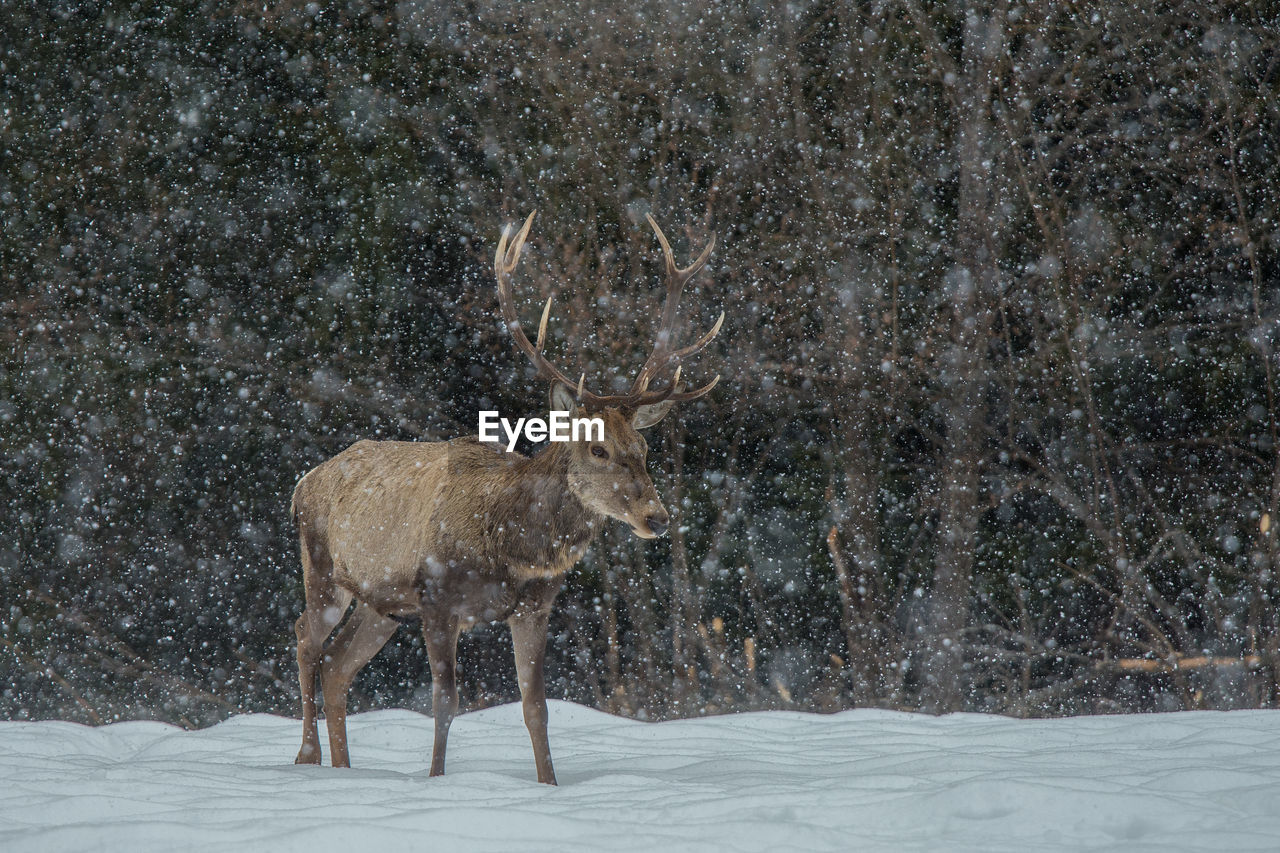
291;212;722;784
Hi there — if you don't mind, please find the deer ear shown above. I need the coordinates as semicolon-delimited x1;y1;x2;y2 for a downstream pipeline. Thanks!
630;399;675;430
549;381;579;415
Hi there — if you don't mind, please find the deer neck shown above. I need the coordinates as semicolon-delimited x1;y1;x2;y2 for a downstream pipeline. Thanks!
502;442;599;579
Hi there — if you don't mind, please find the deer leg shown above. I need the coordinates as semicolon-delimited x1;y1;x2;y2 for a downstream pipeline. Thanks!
320;602;398;768
510;607;556;785
293;586;351;765
423;617;460;777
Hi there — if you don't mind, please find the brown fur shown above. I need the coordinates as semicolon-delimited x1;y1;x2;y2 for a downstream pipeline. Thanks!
291;405;669;784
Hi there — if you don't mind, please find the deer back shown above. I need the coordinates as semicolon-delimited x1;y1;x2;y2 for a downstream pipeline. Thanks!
292;438;597;606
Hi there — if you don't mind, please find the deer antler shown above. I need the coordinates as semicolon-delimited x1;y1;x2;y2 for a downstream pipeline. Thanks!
494;212;589;394
629;215;723;400
494;211;722;411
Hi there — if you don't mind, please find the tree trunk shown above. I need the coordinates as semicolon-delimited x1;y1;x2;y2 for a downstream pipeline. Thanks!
919;4;1006;713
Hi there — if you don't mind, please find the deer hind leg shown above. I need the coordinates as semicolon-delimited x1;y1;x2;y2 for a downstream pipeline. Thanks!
423;616;461;777
294;533;351;765
510;606;557;785
319;601;398;768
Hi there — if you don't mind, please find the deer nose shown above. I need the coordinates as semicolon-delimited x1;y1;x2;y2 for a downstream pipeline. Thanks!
645;514;669;537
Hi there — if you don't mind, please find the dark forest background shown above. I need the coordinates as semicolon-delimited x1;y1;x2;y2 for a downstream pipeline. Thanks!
3;0;1279;727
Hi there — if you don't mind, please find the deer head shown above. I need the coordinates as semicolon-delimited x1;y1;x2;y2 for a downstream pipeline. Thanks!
494;212;723;538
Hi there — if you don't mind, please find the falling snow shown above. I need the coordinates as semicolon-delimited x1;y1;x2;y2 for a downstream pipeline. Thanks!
2;0;1280;847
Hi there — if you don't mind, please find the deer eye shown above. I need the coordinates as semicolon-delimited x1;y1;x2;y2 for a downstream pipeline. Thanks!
590;445;609;460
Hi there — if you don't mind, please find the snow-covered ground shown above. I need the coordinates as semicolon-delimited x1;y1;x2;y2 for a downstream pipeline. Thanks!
3;701;1280;852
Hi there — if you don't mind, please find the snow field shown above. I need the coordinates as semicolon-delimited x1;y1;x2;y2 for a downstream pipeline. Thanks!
3;701;1280;852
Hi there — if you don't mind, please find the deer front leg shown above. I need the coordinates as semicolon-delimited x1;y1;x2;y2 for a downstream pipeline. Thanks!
509;607;556;785
320;602;398;768
423;617;460;777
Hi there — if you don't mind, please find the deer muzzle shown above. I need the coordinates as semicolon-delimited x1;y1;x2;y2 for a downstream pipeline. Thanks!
644;514;669;537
